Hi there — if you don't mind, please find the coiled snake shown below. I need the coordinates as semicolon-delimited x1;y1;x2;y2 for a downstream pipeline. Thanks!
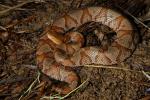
36;7;138;94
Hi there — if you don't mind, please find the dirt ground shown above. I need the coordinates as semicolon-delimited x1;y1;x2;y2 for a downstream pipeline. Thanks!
0;0;150;100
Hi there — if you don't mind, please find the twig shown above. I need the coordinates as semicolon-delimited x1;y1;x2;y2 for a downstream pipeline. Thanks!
142;71;150;80
0;4;27;11
19;71;41;100
22;64;38;69
84;64;142;73
0;25;7;31
41;78;89;100
116;5;150;30
84;64;150;83
0;0;34;17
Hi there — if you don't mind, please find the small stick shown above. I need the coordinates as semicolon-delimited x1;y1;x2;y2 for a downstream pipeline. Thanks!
0;25;7;31
116;5;150;30
0;4;27;10
41;78;89;100
84;64;142;73
0;0;34;17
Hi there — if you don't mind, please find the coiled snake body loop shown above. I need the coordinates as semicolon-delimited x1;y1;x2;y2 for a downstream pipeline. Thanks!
36;7;138;94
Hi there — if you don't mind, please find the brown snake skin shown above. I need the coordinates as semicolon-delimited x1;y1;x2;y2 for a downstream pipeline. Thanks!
36;7;138;94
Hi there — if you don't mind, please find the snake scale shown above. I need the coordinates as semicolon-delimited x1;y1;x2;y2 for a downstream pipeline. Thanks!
36;7;138;94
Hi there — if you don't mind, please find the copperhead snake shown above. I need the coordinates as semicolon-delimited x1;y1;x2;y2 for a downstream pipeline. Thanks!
36;7;138;94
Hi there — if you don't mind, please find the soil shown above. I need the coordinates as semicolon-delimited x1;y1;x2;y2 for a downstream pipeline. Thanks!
0;0;150;100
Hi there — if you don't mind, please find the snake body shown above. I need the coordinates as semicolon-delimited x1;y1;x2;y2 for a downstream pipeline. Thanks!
36;7;138;94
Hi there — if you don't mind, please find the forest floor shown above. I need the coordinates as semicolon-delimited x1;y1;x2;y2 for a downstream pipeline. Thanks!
0;0;150;100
